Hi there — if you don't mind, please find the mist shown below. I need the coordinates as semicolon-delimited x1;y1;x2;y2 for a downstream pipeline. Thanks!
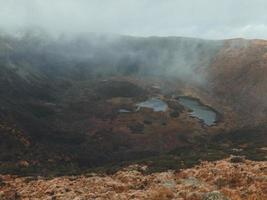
0;0;265;86
1;0;267;39
0;30;224;86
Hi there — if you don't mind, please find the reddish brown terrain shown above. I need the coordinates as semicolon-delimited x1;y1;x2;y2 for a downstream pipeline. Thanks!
1;157;266;200
0;34;266;199
209;39;267;125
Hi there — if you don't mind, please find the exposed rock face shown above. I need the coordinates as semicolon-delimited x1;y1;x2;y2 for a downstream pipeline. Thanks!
0;158;266;200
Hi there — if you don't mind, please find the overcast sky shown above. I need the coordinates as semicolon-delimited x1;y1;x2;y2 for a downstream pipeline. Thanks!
0;0;267;39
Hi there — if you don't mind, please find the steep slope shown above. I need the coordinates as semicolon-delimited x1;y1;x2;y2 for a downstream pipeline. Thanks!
209;39;267;125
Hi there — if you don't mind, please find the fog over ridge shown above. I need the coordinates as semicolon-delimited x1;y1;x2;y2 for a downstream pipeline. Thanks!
0;0;265;87
0;31;224;86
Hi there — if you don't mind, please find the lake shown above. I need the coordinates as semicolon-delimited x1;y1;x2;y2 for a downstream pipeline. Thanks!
136;98;168;112
178;97;217;126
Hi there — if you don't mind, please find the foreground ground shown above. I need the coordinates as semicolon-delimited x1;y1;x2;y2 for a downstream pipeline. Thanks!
1;157;266;200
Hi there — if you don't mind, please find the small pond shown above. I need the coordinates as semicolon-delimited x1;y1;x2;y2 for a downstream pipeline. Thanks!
118;109;131;113
136;98;168;112
178;97;218;126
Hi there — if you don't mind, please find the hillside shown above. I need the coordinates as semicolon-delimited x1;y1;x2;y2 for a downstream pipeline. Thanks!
209;39;267;124
0;33;266;176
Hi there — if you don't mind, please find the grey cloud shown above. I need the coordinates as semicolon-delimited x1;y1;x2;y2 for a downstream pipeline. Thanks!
0;0;267;39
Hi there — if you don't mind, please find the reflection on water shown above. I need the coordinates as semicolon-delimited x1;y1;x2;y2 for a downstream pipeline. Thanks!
178;97;217;126
118;109;131;113
136;98;168;112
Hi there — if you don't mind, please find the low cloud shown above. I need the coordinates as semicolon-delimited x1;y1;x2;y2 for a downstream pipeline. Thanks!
0;0;267;39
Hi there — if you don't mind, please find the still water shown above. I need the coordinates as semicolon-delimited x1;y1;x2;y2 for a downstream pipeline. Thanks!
136;98;168;112
178;97;217;126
